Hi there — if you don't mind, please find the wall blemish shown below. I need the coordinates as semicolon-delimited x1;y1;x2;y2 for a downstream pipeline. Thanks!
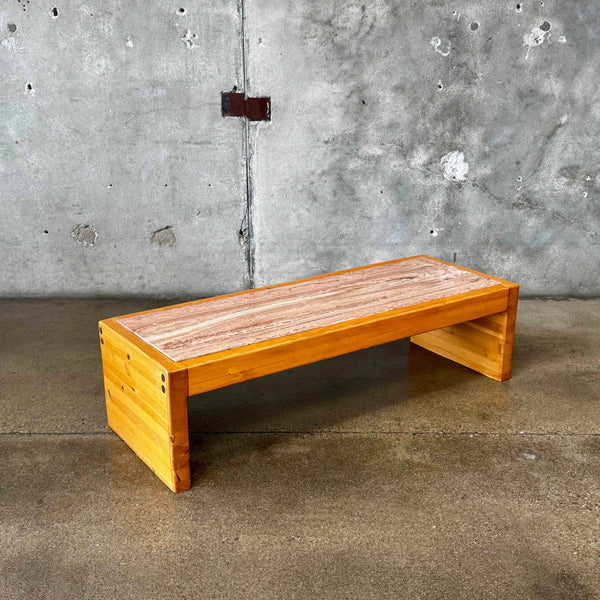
182;30;197;48
150;226;176;247
524;21;551;58
2;38;17;51
71;224;98;246
430;37;451;56
441;150;469;182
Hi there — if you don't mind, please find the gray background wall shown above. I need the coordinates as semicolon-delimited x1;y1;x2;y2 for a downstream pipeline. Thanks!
1;0;598;297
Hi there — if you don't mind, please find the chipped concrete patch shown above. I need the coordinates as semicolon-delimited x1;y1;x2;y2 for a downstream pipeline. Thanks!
441;150;469;182
151;226;176;247
524;21;551;58
430;37;451;56
181;30;197;48
71;224;98;246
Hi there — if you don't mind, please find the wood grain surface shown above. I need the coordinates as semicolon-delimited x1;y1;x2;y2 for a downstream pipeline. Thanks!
118;257;500;362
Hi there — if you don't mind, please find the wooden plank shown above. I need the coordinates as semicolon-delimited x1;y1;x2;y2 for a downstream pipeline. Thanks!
424;255;517;287
105;381;173;455
117;256;500;362
410;325;504;379
100;318;185;372
499;284;519;380
184;285;509;395
103;364;169;429
106;402;181;487
99;320;190;492
410;283;519;381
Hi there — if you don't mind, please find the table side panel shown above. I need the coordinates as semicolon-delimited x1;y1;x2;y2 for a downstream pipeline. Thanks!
99;320;190;492
411;284;519;380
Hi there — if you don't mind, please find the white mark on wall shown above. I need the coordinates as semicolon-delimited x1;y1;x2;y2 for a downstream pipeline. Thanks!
182;30;197;48
430;37;451;56
1;37;17;51
126;37;134;48
523;21;551;59
358;144;385;157
441;150;469;182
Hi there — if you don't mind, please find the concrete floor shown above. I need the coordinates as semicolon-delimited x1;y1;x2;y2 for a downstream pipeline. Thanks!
1;298;599;599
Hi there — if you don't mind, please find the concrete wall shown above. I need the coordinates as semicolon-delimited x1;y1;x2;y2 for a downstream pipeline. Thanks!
1;1;248;296
1;1;598;297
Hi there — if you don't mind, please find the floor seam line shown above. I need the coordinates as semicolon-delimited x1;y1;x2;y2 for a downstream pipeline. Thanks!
2;431;600;437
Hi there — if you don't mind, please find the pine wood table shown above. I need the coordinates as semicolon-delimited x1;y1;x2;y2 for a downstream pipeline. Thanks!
98;256;518;492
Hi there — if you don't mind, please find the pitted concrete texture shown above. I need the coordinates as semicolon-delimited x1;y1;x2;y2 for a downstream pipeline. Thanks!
1;1;599;297
2;433;599;599
0;298;599;599
0;1;247;296
247;1;600;295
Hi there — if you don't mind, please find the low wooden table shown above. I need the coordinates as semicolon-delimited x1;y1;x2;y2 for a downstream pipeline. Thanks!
98;256;518;492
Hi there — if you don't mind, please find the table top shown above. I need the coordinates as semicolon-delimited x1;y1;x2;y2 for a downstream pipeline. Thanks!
117;256;501;362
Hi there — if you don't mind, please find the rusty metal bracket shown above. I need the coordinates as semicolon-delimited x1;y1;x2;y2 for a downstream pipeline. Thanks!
221;92;271;121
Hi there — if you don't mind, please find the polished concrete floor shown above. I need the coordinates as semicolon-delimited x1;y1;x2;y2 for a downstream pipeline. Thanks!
1;298;599;599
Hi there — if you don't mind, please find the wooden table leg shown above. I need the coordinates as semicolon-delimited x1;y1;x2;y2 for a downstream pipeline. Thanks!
410;284;519;381
99;321;191;492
